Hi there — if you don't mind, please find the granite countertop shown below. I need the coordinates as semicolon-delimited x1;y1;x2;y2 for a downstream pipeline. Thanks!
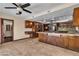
37;32;79;36
37;32;48;34
48;33;79;36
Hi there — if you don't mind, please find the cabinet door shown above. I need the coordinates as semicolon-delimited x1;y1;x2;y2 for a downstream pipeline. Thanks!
74;36;79;51
55;36;64;47
47;36;56;45
68;36;75;50
43;34;48;43
25;21;34;28
73;7;79;26
38;33;44;42
63;36;69;48
38;33;47;43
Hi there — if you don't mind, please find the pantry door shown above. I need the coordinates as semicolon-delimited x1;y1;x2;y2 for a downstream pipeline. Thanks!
0;18;2;44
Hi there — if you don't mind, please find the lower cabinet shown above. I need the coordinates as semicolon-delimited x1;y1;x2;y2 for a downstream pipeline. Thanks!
47;36;57;45
68;36;75;50
38;33;44;42
75;36;79;51
38;33;47;43
56;37;62;46
43;34;48;43
55;36;64;47
38;33;79;52
69;36;79;51
64;36;79;51
62;36;69;48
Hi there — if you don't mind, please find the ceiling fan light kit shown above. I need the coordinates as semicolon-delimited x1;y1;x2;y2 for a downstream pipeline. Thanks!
16;11;22;15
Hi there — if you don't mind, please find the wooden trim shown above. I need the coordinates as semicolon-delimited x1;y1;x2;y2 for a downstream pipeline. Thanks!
13;37;31;42
0;18;2;44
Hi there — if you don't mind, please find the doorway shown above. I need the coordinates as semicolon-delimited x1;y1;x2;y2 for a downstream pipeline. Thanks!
2;19;14;43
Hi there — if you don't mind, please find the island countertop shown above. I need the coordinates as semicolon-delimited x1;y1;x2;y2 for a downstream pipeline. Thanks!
37;32;79;36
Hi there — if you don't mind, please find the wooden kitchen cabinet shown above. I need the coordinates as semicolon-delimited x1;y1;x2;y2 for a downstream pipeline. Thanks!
56;35;79;51
44;24;49;32
73;7;79;26
56;36;64;47
38;32;79;52
62;36;69;48
43;35;68;48
68;36;79;51
32;22;43;32
74;36;79;51
38;33;43;42
47;36;57;45
38;33;47;43
43;34;48;43
68;36;76;50
25;20;34;28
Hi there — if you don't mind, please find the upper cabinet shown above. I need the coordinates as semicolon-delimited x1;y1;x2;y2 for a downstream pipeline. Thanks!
73;7;79;26
25;20;34;28
25;20;43;32
43;24;49;32
25;20;49;32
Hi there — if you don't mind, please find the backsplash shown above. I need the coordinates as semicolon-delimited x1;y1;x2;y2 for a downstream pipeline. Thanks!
48;20;79;33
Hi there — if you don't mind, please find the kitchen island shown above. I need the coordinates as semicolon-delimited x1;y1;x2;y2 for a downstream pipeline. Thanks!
38;32;79;52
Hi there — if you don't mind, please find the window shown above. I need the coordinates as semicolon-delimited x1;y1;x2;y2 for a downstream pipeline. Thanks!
6;25;11;31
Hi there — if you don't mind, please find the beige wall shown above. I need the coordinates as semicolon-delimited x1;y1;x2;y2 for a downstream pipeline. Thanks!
0;12;27;40
14;17;27;40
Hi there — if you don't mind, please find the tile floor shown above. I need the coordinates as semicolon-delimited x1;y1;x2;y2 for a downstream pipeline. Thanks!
0;38;79;56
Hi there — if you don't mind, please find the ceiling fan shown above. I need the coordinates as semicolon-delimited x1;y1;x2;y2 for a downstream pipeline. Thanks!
4;3;32;15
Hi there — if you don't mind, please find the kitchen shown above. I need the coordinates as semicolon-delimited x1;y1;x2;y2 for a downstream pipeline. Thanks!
0;3;79;56
38;7;79;52
24;5;79;52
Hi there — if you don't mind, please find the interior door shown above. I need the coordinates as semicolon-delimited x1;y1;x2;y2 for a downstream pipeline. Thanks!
0;18;2;43
3;19;13;43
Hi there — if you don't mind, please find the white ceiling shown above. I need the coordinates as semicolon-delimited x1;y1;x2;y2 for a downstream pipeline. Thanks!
0;3;78;21
34;4;79;21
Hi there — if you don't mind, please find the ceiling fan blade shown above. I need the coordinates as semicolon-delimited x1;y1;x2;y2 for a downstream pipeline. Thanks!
21;3;30;8
12;3;18;7
22;8;32;13
5;7;17;9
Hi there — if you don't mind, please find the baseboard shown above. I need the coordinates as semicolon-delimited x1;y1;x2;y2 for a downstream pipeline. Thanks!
13;37;31;42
